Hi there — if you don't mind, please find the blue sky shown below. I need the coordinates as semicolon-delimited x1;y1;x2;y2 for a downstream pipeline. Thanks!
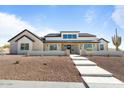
0;5;124;49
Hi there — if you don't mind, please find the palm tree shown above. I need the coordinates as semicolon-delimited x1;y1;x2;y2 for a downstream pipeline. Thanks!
112;28;121;51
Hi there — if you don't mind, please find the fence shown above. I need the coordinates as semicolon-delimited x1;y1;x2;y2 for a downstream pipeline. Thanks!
23;50;70;56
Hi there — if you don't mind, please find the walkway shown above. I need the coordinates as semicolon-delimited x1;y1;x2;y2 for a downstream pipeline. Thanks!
70;54;124;88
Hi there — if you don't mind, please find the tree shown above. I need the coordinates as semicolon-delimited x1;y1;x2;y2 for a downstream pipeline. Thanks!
112;28;121;51
2;44;10;49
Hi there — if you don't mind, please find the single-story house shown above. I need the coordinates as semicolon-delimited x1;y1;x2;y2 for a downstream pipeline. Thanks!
8;29;109;54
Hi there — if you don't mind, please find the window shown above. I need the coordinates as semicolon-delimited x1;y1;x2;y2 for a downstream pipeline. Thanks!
63;35;68;39
68;34;72;39
84;44;92;51
63;34;77;39
50;44;57;50
20;43;29;50
100;44;104;50
73;34;77;38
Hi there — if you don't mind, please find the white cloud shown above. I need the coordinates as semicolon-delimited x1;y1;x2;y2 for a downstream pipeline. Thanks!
112;6;124;29
0;12;58;46
84;9;96;24
0;12;36;39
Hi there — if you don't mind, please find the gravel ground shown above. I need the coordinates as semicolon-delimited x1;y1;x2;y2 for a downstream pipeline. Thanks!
88;56;124;82
0;55;82;82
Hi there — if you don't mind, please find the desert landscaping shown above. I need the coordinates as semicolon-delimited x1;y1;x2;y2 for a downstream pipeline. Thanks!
0;55;83;82
88;56;124;82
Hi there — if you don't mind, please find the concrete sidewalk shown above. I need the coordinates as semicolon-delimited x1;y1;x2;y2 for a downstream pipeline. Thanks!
70;54;124;88
0;80;85;88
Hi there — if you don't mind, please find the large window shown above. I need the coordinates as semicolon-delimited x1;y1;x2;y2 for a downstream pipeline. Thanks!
63;34;77;39
20;43;29;50
100;44;104;50
84;44;92;51
49;44;57;50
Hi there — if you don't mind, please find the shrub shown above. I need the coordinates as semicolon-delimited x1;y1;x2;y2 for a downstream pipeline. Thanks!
13;61;19;64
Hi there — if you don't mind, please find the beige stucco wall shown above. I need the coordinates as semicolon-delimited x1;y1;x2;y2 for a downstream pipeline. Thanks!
9;31;43;54
17;36;33;54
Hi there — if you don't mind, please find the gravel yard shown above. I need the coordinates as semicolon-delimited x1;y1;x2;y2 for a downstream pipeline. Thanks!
88;56;124;82
0;55;82;82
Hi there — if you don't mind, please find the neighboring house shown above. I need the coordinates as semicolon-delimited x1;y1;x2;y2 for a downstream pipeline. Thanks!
8;29;109;54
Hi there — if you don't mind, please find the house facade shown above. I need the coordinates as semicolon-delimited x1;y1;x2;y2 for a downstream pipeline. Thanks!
8;29;109;54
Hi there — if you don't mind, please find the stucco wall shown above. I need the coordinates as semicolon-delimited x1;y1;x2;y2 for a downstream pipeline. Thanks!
17;37;33;54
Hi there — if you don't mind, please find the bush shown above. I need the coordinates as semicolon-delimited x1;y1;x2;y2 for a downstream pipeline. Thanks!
13;61;19;64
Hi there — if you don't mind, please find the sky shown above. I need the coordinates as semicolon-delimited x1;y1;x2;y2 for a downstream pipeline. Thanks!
0;5;124;50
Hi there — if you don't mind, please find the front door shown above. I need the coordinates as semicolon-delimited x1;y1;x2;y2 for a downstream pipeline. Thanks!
63;45;79;54
67;45;71;53
71;45;79;54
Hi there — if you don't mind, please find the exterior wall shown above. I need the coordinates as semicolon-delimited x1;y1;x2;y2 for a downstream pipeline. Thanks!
45;42;98;54
9;31;43;54
10;42;18;54
98;39;108;51
46;36;97;41
17;37;32;54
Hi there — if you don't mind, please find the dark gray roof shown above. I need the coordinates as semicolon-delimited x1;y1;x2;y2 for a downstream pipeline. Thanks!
60;31;80;33
98;38;109;43
45;32;96;37
44;33;61;37
45;40;99;43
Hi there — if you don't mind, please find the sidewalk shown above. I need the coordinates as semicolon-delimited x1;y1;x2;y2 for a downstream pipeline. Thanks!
70;54;124;88
0;80;85;88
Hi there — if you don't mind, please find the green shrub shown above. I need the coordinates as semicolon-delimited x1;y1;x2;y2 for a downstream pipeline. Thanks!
13;61;19;64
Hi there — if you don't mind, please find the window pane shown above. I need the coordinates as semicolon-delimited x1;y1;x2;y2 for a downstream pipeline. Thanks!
84;44;92;51
50;44;57;50
73;34;77;38
63;35;67;39
100;44;104;50
21;44;25;50
25;43;29;50
20;43;29;50
68;34;72;39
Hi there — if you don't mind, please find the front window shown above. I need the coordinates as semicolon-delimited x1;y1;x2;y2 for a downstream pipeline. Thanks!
63;34;77;39
63;35;68;39
20;43;29;50
49;44;57;50
84;44;92;51
100;44;104;50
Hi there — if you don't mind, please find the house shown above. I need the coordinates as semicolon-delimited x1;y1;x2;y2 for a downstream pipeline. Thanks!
8;29;109;54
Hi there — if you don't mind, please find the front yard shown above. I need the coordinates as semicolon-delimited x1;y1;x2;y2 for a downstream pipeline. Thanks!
88;56;124;82
0;55;82;82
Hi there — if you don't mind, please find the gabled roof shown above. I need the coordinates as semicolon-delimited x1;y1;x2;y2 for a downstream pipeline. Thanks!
8;29;42;42
44;32;96;37
98;38;109;43
15;35;35;42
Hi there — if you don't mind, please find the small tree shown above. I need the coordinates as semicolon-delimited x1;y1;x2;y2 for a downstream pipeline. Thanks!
112;28;121;51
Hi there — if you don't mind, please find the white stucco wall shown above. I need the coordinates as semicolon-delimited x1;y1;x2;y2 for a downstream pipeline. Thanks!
17;37;33;54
